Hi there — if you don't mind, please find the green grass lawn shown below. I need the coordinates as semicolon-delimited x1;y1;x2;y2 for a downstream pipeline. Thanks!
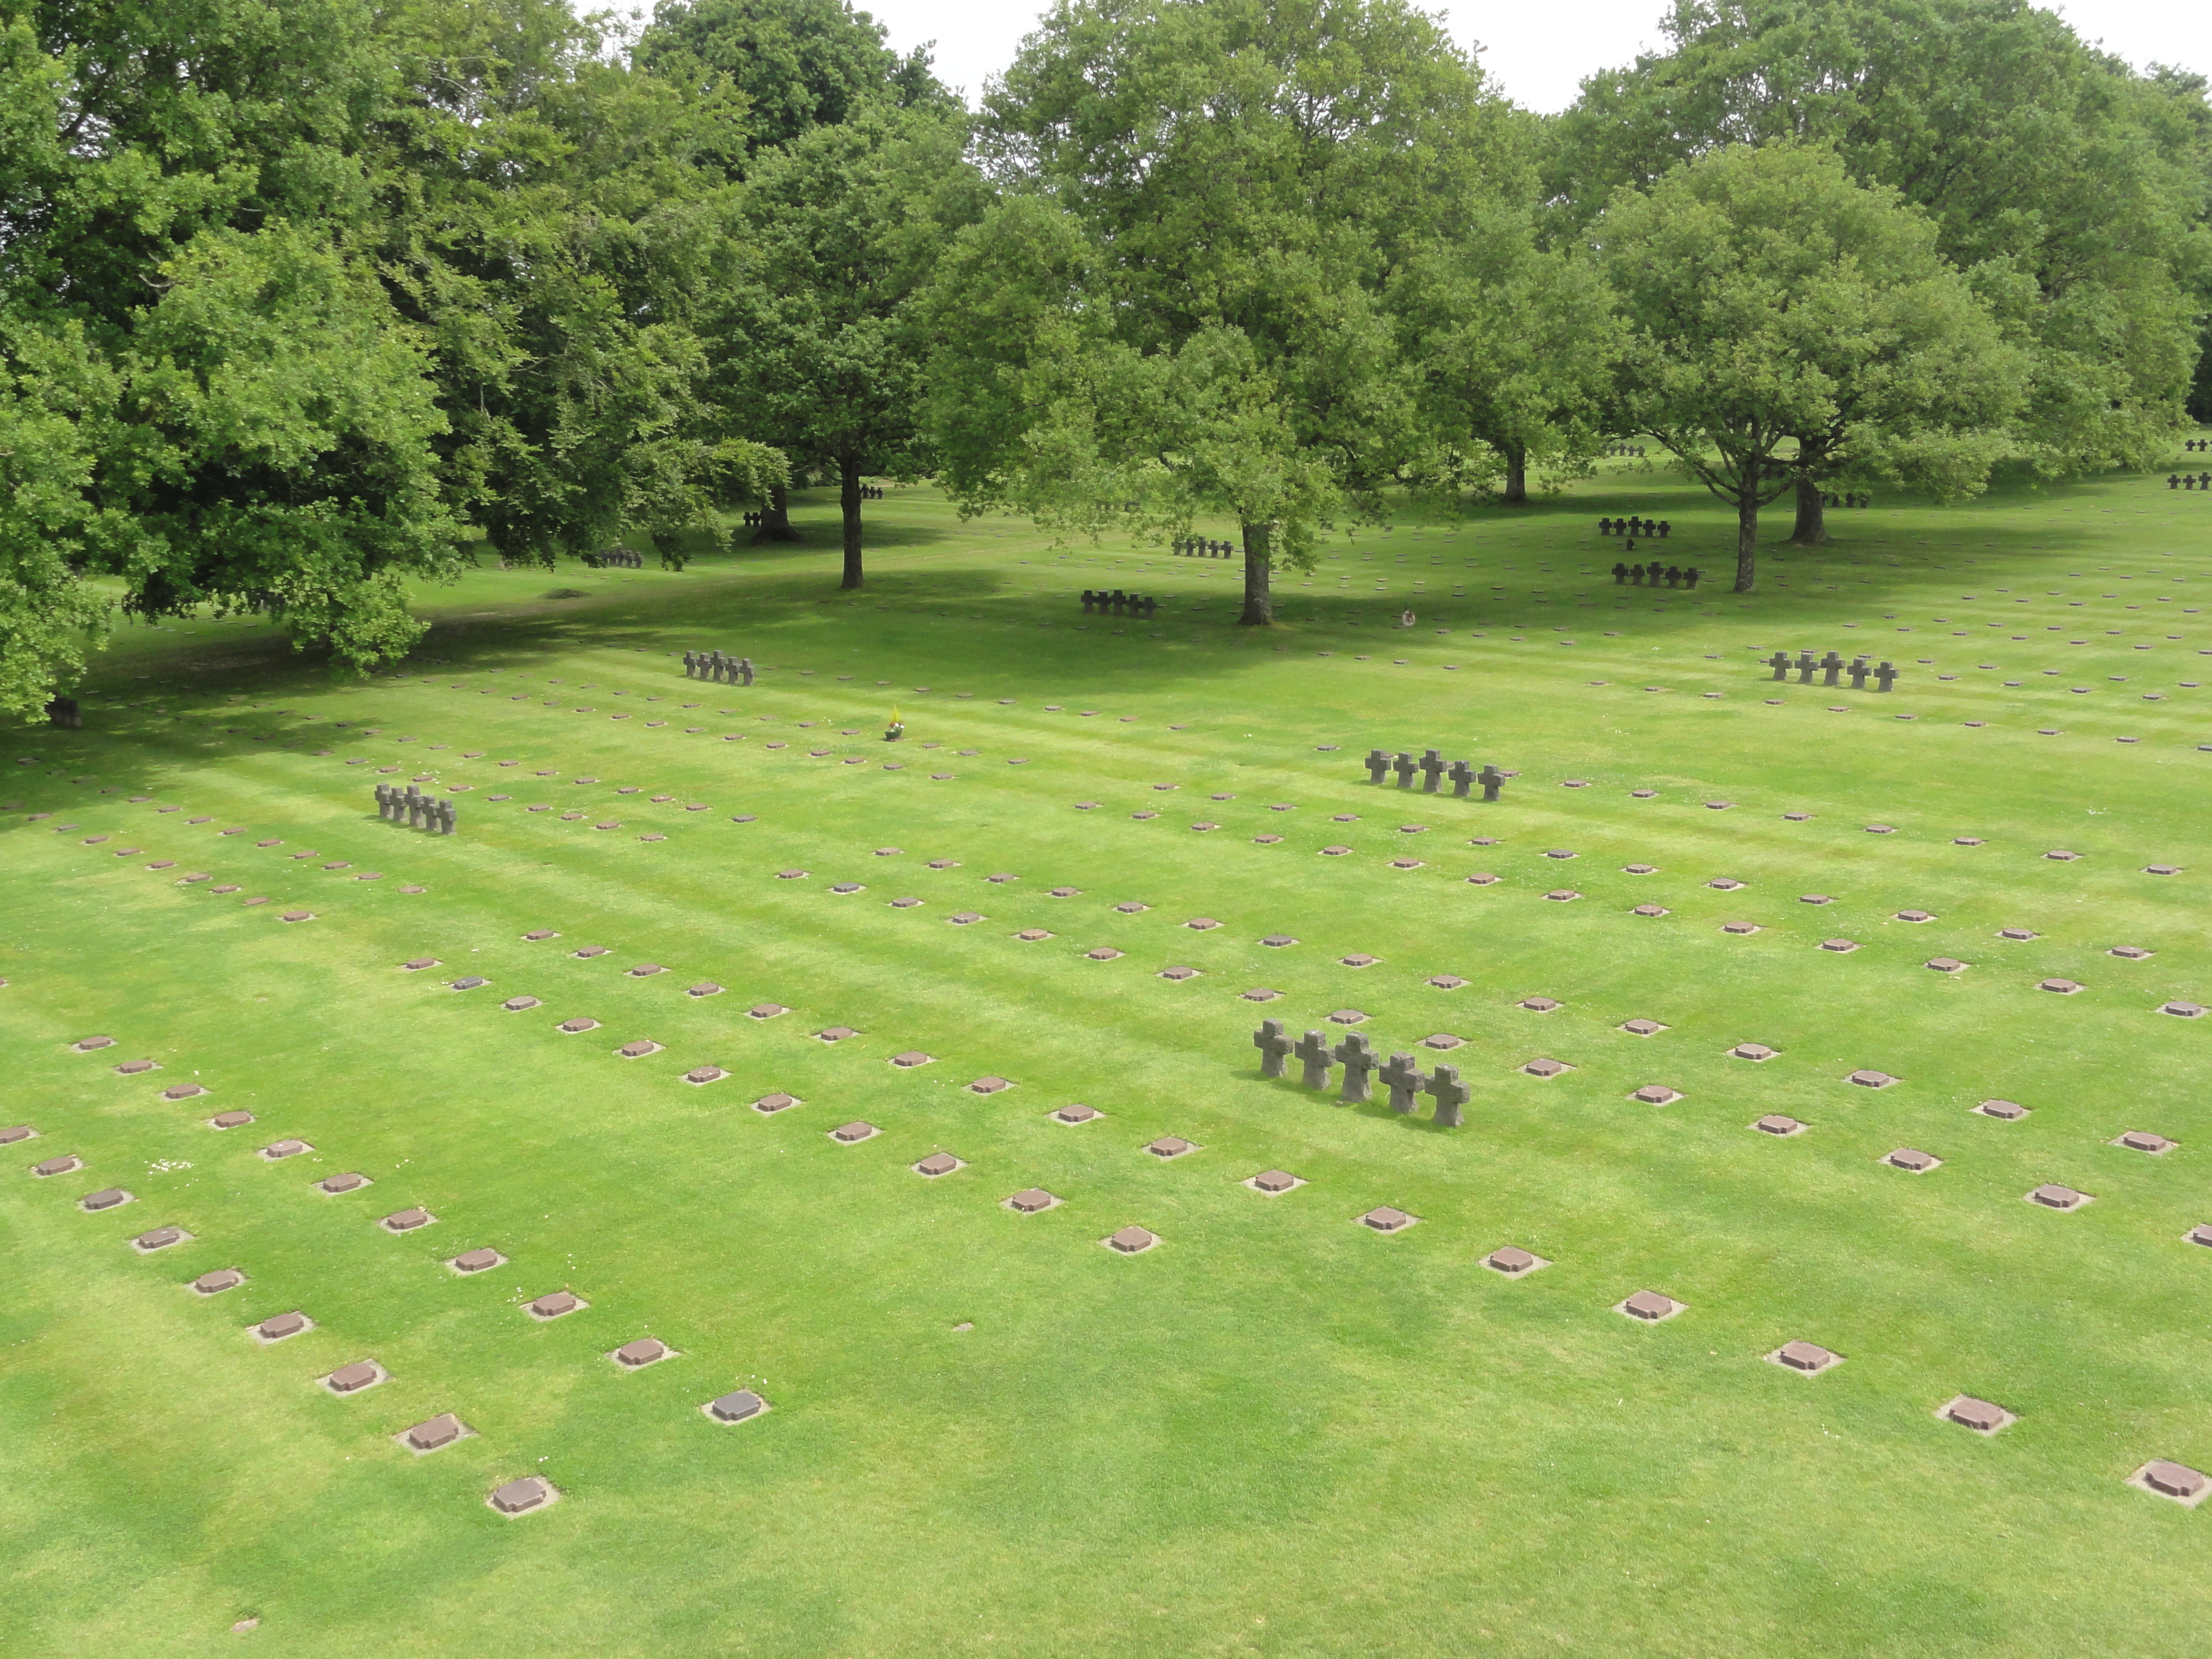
6;455;2212;1658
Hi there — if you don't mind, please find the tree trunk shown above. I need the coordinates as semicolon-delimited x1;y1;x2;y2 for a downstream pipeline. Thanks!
1238;519;1273;626
1734;480;1760;594
1502;441;1528;504
839;459;863;591
750;484;800;544
1789;476;1828;546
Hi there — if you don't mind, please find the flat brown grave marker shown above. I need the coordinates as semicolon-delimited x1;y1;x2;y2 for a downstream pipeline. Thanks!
324;1360;385;1394
2117;1131;2175;1153
133;1226;187;1251
1053;1105;1100;1125
890;1051;933;1068
1632;903;1669;917
1014;928;1053;942
32;1155;81;1177
319;1172;369;1195
2109;945;2153;960
2027;1184;2091;1210
0;1125;34;1145
748;1003;789;1019
1885;1148;1942;1171
1631;1085;1683;1105
1846;1069;1897;1088
706;1390;768;1424
401;1413;469;1453
617;1039;663;1058
72;1036;116;1052
1521;1057;1570;1078
1617;1291;1683;1321
1730;1042;1777;1061
2038;978;2082;994
1769;1341;1842;1373
1429;975;1467;990
1360;1207;1416;1232
490;1476;555;1515
381;1207;435;1232
1005;1188;1059;1212
260;1139;311;1161
1720;921;1760;935
1754;1114;1805;1136
1104;1225;1158;1253
1484;1247;1548;1275
79;1187;132;1210
969;1076;1011;1094
1085;947;1122;960
254;1310;310;1341
528;1290;583;1319
161;1083;206;1101
1247;1170;1302;1195
1894;910;1934;923
1145;1137;1194;1159
1977;1099;2029;1120
914;1153;964;1176
682;1065;726;1085
753;1093;800;1114
113;1059;158;1074
1941;1396;2013;1434
2131;1461;2210;1506
2161;1000;2207;1018
612;1338;670;1367
557;1017;600;1034
450;1248;504;1273
1997;928;2037;941
1328;1008;1367;1025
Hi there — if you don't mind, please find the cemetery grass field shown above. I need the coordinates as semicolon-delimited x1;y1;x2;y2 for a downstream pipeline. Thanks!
10;452;2212;1659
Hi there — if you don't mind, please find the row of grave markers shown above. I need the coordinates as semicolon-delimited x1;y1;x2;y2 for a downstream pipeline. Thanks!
683;651;756;684
1598;517;1671;538
1081;590;1160;617
1363;749;1505;799
375;785;458;833
1173;538;1235;558
1612;563;1701;588
584;549;645;568
1253;1020;1470;1125
2167;474;2212;489
1822;492;1874;508
1769;650;1900;691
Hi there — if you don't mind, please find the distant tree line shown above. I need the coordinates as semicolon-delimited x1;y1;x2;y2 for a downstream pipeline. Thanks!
2;0;2205;712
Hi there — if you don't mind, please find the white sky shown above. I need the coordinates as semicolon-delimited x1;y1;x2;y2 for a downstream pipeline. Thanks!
870;0;2212;115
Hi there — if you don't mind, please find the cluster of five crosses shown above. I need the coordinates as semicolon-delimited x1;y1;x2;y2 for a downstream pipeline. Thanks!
1253;1019;1470;1126
1365;748;1506;800
375;783;457;833
1081;589;1159;617
1768;649;1900;691
683;650;754;684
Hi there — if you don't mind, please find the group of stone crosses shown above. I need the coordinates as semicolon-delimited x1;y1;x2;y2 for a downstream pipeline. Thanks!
1820;491;1874;508
2167;473;2212;489
376;783;458;833
586;548;645;568
1082;590;1159;617
1612;562;1701;588
1605;443;1646;457
1598;517;1669;538
1253;1019;1472;1126
2185;438;2208;452
1173;538;1235;558
683;650;755;684
1768;649;1899;691
1364;748;1506;800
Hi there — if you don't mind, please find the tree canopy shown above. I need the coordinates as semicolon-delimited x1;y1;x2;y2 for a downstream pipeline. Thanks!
1602;142;2021;591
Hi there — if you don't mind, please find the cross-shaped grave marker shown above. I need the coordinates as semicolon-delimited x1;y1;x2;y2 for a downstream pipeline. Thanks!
1448;760;1474;798
1478;765;1505;803
1419;750;1446;793
1364;749;1391;785
1392;752;1418;789
1253;1018;1293;1079
1424;1063;1470;1127
1293;1030;1333;1089
1378;1051;1426;1114
1333;1032;1378;1103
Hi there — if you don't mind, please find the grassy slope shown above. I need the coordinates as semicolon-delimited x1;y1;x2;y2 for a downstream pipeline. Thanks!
3;461;2210;1658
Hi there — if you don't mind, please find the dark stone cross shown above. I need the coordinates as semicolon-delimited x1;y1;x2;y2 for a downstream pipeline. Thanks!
1253;1018;1293;1079
1683;566;1700;588
737;657;755;686
1418;750;1446;793
1333;1032;1378;1103
1629;565;1644;586
1795;651;1818;684
1392;752;1418;788
1449;759;1475;798
1364;748;1392;785
1612;563;1627;584
1292;1029;1333;1089
1848;656;1870;690
1874;660;1898;692
1378;1051;1426;1114
1478;764;1505;803
1768;651;1791;680
1424;1062;1470;1127
1820;651;1845;686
